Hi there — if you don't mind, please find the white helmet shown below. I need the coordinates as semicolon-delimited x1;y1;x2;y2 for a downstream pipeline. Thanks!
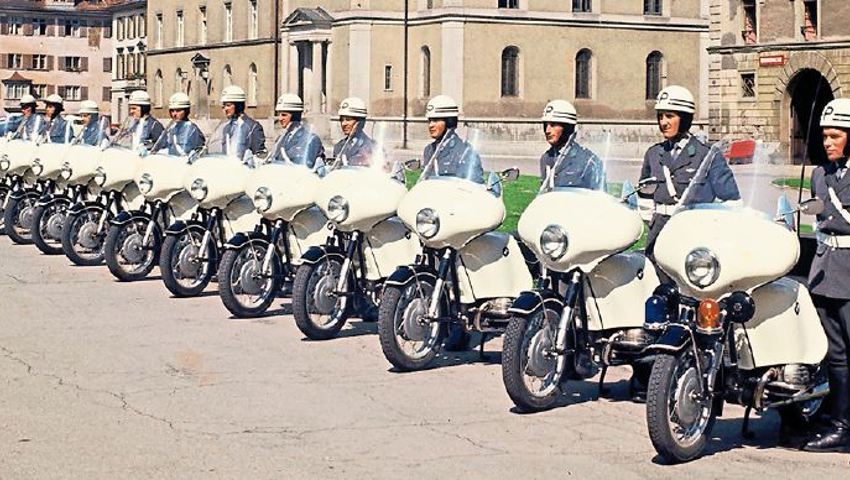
128;90;152;106
168;92;191;110
43;94;64;106
541;99;578;125
275;93;304;112
425;95;459;119
337;97;367;118
19;94;37;105
78;100;99;115
220;85;247;104
820;99;850;130
654;85;696;115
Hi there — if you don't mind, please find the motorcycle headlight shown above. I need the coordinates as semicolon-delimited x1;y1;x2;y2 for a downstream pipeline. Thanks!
93;166;106;186
685;247;720;288
31;158;43;176
540;224;569;260
415;208;440;239
138;173;153;194
60;161;73;180
253;187;272;213
190;178;208;201
327;195;349;223
0;155;8;171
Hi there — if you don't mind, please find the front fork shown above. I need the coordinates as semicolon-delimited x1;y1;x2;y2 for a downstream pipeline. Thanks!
261;219;285;276
555;270;583;353
427;249;455;320
141;200;162;246
96;192;116;234
334;231;360;295
196;208;219;262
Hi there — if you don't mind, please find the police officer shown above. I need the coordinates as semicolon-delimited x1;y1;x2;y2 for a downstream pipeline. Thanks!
150;92;206;156
539;99;603;189
271;93;324;168
15;94;44;140
41;94;71;144
127;90;164;150
803;98;850;453
76;100;108;146
422;95;484;184
220;85;266;161
332;97;376;167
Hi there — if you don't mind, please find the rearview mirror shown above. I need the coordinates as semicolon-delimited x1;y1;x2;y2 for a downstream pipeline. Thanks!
500;167;520;183
621;180;638;209
403;158;421;171
800;197;825;216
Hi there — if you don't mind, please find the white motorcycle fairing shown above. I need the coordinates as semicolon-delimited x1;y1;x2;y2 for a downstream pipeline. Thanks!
314;166;408;233
362;216;422;281
456;232;533;303
286;206;330;266
97;145;144;210
3;139;39;176
584;251;660;332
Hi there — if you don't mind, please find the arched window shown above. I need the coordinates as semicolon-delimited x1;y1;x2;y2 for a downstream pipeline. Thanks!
646;51;664;100
575;49;592;99
501;46;519;97
222;64;233;91
175;67;184;93
154;69;163;107
420;46;431;98
248;63;258;106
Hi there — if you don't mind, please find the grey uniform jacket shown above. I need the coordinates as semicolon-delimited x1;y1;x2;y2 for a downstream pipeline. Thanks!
332;129;376;167
809;162;850;299
44;116;71;144
222;114;266;159
273;123;325;168
539;141;604;189
135;116;165;148
80;119;107;146
17;114;45;140
422;129;484;184
153;121;206;156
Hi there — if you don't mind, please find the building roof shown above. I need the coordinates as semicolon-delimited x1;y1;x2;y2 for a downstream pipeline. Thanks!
283;7;334;29
2;71;32;84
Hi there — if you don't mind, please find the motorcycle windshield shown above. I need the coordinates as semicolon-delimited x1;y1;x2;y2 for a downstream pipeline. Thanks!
0;114;23;137
418;127;485;185
75;116;110;146
268;122;322;169
204;117;263;165
12;114;44;141
108;117;140;149
149;120;204;158
539;132;607;194
332;121;404;182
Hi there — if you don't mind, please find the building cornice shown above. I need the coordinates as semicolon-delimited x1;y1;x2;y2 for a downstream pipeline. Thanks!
147;38;276;56
709;39;850;55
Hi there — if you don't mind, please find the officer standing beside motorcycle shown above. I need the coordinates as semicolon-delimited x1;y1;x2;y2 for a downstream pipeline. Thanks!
538;99;603;189
332;97;376;166
76;100;108;146
127;90;164;150
15;94;43;140
803;98;850;453
41;94;71;144
150;92;206;156
220;85;266;162
271;93;324;168
422;95;484;184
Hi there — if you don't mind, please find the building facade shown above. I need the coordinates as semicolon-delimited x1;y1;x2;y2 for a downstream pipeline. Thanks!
708;0;850;164
111;0;147;124
0;0;114;117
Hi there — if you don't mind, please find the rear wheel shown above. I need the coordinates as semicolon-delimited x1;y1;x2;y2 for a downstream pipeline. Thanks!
104;218;162;282
377;279;443;371
61;205;108;266
160;226;216;297
291;256;351;340
218;240;282;318
32;199;70;255
4;193;38;244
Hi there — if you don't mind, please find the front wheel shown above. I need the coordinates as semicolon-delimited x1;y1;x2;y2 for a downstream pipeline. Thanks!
377;279;443;371
32;200;70;255
0;184;12;234
4;193;38;244
291;256;351;340
61;205;108;266
646;352;716;464
160;226;217;297
104;218;162;282
501;306;567;412
218;240;282;318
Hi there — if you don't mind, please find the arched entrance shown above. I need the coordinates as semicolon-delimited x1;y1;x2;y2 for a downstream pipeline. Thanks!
785;69;834;165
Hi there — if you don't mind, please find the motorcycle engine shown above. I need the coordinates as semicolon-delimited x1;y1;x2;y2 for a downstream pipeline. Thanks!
614;328;659;351
781;364;814;388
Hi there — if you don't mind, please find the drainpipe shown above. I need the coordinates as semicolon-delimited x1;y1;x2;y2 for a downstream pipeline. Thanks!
403;0;409;149
274;0;281;107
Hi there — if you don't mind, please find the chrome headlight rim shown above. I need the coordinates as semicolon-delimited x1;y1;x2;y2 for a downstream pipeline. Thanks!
31;158;43;176
0;155;9;171
415;207;440;239
60;161;73;180
685;247;721;288
190;178;208;201
138;173;153;194
540;224;569;261
253;186;273;213
93;166;106;186
327;195;349;223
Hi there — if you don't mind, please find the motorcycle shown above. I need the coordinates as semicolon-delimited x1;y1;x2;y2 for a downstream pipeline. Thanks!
1;116;46;243
642;138;829;463
159;121;261;297
377;150;533;371
500;155;661;412
218;137;328;318
103;124;198;282
291;130;419;340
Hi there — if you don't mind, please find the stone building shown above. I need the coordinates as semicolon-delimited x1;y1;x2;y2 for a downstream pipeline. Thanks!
147;0;709;154
111;0;147;123
708;0;850;164
0;0;114;116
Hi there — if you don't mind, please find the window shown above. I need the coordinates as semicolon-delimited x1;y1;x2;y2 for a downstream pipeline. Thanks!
644;0;662;16
8;54;23;69
741;73;756;98
384;64;393;91
32;54;48;70
501;46;519;97
420;46;431;98
32;18;48;36
117;16;124;40
155;14;163;48
8;17;23;35
137;51;145;76
127;50;135;76
572;0;592;13
102;86;111;101
498;0;519;8
249;1;258;39
64;20;81;37
199;7;207;45
138;14;146;37
742;0;757;44
117;53;125;79
176;11;184;47
575;49;592;99
224;3;233;42
127;15;135;39
645;51;663;100
4;84;29;100
154;70;163;106
802;0;818;41
61;86;82;101
175;68;186;93
32;84;47;98
222;64;232;89
64;56;82;71
248;63;258;105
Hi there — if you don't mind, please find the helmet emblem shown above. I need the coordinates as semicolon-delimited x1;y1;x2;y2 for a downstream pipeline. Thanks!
427;104;434;111
824;106;834;116
341;101;349;108
659;92;669;100
545;106;554;113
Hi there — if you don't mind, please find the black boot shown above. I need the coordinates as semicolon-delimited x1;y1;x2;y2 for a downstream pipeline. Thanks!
629;360;652;403
802;421;850;453
804;367;850;453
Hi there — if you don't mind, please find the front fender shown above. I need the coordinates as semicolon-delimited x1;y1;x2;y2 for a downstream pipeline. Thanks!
8;187;40;201
110;210;151;227
299;244;345;265
643;324;693;354
35;193;71;208
164;219;205;236
507;289;565;316
224;231;269;250
67;200;105;216
384;264;438;288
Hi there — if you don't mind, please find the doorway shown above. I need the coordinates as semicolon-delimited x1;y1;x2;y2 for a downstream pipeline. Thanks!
786;69;833;165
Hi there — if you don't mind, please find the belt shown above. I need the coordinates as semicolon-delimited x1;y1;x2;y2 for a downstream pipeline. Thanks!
817;232;850;249
654;203;677;216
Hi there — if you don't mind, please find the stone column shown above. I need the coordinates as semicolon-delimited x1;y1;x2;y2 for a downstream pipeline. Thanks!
311;40;324;114
288;42;299;94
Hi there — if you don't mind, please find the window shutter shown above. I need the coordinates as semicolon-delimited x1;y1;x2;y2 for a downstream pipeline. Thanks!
47;84;55;95
24;54;32;70
58;21;65;37
103;57;111;73
81;57;88;72
57;56;65;71
57;86;65;98
46;23;54;36
47;55;54;70
103;22;112;38
81;86;88;100
23;23;33;36
0;18;8;36
102;86;110;101
79;25;87;37
0;55;6;69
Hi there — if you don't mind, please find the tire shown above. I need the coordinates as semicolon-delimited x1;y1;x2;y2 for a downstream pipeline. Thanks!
377;279;444;371
32;199;70;255
104;218;162;282
159;226;216;297
0;184;11;235
646;352;716;464
3;193;38;244
501;305;569;412
217;240;282;318
61;205;108;266
291;256;352;340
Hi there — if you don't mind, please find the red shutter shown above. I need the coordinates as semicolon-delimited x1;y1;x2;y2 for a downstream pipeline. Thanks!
0;18;8;36
102;86;110;101
0;55;7;69
23;54;32;70
81;86;88;100
47;55;54;71
47;84;55;95
23;23;33;36
46;23;54;36
103;57;111;73
57;56;64;71
80;57;88;72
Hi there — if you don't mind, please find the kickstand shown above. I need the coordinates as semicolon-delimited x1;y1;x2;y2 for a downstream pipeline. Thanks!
598;365;608;398
741;405;755;440
478;333;487;361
